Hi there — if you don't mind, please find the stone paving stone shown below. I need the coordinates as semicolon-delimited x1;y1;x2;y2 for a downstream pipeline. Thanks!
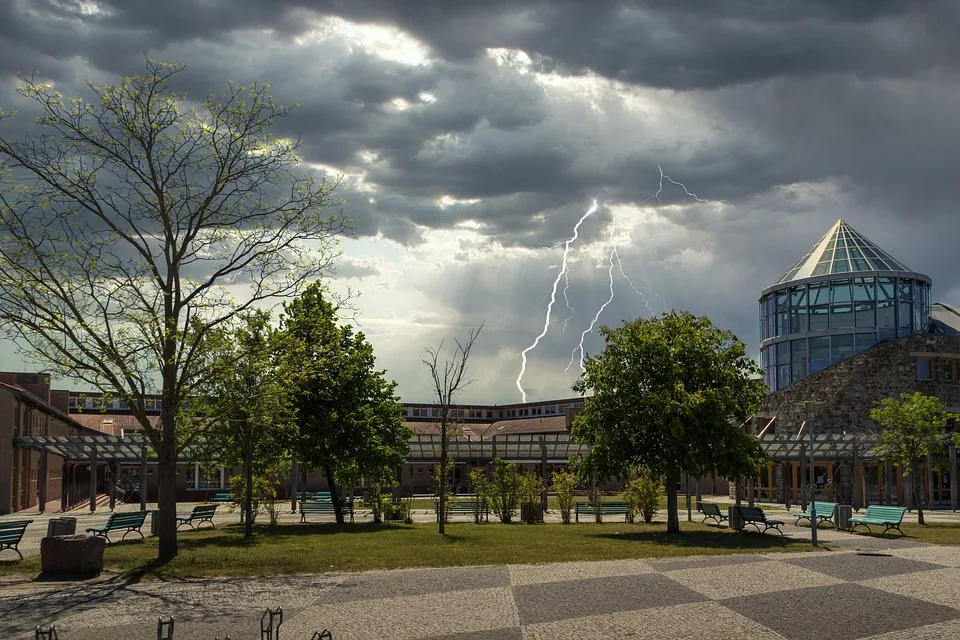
885;545;960;567
858;618;960;639
320;565;510;603
424;628;524;639
507;558;653;586
287;586;518;640
860;567;960;610
521;601;787;640
722;583;960;640
647;552;768;573
783;552;945;581
513;572;706;626
664;559;843;600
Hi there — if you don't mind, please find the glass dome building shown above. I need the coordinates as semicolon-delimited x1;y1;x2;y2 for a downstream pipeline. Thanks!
759;219;931;393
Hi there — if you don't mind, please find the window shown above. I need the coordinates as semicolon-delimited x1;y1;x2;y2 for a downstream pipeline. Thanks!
486;411;493;418
809;337;830;374
413;408;420;417
854;301;875;327
791;339;808;382
916;358;934;381
943;359;957;382
855;333;876;354
809;305;829;331
831;334;854;363
431;408;438;417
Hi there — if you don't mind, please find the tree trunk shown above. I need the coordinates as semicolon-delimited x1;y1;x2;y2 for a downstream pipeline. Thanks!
156;405;178;562
324;466;345;524
914;463;925;525
244;449;254;538
666;468;680;533
439;422;448;535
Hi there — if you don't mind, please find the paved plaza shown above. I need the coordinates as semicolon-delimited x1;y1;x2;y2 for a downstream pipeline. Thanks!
3;505;960;638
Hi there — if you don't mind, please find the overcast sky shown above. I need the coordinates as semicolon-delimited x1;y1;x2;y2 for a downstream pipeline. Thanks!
1;1;957;404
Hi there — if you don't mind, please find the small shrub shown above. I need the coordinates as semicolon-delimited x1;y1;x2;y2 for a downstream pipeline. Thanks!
551;470;577;524
520;473;545;524
621;469;663;524
361;483;395;524
469;468;490;523
489;459;522;523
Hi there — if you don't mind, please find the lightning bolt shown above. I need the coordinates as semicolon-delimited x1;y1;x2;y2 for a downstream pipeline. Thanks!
566;209;619;373
561;268;574;332
516;199;598;403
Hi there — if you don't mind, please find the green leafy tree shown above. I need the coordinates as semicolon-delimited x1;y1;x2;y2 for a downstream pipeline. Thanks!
0;60;346;560
572;311;768;533
520;473;545;524
469;468;490;524
279;283;411;524
870;392;949;525
198;311;292;537
550;469;577;524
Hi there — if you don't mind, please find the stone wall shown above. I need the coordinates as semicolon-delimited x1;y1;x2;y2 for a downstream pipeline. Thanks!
762;333;960;436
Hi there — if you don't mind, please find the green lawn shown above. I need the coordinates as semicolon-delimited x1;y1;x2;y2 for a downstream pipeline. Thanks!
0;520;813;579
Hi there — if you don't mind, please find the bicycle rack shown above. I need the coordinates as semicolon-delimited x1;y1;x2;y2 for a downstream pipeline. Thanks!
35;625;59;639
158;616;175;639
261;607;283;639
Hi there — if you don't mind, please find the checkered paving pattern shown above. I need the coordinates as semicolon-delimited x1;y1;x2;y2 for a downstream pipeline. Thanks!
3;542;960;639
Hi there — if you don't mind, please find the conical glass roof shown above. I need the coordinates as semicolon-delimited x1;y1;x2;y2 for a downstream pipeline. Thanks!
774;219;912;286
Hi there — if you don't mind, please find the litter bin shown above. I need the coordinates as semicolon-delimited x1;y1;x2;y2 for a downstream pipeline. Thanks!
46;517;77;537
835;504;853;531
150;510;160;536
728;506;743;531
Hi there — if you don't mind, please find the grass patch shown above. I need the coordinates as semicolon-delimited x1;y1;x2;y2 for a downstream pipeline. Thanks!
849;522;960;545
0;520;813;580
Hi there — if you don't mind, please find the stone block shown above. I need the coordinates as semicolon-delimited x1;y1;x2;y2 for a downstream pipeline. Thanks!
41;535;106;575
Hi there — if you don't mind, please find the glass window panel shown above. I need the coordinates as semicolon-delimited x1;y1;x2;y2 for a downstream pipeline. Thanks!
879;328;897;343
899;302;912;330
767;367;776;391
943;359;955;382
898;281;913;302
877;300;896;328
831;281;852;302
777;342;790;365
777;312;788;336
812;262;830;276
809;306;829;331
871;258;890;270
833;258;851;273
791;358;808;382
835;248;848;259
776;294;788;312
855;333;876;353
853;259;870;271
778;365;790;390
809;336;830;361
790;306;808;333
831;303;854;328
766;314;776;339
790;287;807;308
831;334;855;363
791;339;807;357
855;301;875;327
914;301;922;331
917;359;932;380
810;285;830;306
854;278;875;301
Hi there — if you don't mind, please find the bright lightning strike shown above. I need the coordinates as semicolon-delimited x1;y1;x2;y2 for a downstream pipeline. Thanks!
515;199;598;403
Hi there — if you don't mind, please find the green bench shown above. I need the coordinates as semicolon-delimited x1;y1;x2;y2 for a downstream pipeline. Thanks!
434;500;489;522
176;504;219;530
0;520;33;560
735;505;784;536
313;492;333;502
850;505;908;537
697;501;728;526
575;501;629;522
794;501;837;528
301;500;354;523
86;510;148;542
209;493;233;503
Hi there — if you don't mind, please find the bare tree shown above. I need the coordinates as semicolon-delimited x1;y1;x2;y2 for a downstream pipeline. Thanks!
422;325;482;535
0;59;348;560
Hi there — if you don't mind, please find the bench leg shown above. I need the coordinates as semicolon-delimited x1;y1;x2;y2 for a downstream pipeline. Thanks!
850;522;870;534
0;545;23;560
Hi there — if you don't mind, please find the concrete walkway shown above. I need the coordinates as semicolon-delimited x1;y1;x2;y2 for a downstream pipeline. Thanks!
1;532;959;639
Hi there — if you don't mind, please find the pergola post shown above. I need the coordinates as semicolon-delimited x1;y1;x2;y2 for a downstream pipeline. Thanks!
38;449;47;515
852;443;859;510
290;455;299;513
140;446;148;511
799;445;807;512
950;443;958;512
747;477;755;507
539;436;548;513
884;460;893;505
926;453;935;510
110;460;119;510
89;446;98;513
734;478;742;506
60;463;69;512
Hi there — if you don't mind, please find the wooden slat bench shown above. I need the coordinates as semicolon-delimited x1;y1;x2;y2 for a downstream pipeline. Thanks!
697;501;728;526
434;500;489;522
575;502;629;522
312;492;333;502
0;520;33;560
850;505;908;537
176;504;219;530
735;505;784;536
301;500;354;523
86;510;148;542
794;501;837;528
209;493;233;503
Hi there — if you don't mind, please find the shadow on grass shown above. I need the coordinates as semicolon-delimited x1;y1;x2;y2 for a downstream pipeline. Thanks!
171;522;419;550
590;528;811;550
